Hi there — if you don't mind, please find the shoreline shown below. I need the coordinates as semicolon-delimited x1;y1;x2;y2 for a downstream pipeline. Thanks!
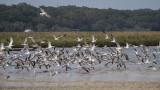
0;81;160;90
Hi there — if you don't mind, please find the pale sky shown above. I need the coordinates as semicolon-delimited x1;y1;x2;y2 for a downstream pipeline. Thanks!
0;0;160;10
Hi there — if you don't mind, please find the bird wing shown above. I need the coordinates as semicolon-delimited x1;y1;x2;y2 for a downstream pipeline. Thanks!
0;43;4;50
29;37;35;43
92;35;95;41
102;30;105;34
111;37;115;41
110;34;114;38
24;37;28;44
40;8;51;18
115;42;120;49
40;8;45;13
45;13;51;18
105;33;109;39
105;33;108;37
9;37;13;46
122;53;129;61
59;34;66;38
77;37;80;41
52;34;57;39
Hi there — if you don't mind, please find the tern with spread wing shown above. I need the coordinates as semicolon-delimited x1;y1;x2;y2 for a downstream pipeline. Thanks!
77;37;83;42
52;34;66;40
102;31;109;39
40;8;51;18
91;35;97;43
5;37;14;49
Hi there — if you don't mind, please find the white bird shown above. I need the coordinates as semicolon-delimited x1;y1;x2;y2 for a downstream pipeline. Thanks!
28;37;35;43
115;42;122;51
49;70;58;77
5;37;14;49
84;41;89;48
148;66;159;71
124;42;130;49
77;37;83;42
110;34;116;43
111;37;116;43
40;8;51;18
105;34;109;39
0;43;5;51
40;40;46;44
21;37;28;46
52;34;66;40
24;29;32;32
152;67;157;71
102;31;109;39
25;48;30;55
47;41;53;49
77;44;81;48
72;46;78;52
144;54;151;64
134;48;138;55
91;35;97;43
158;41;160;47
0;49;4;55
90;44;96;51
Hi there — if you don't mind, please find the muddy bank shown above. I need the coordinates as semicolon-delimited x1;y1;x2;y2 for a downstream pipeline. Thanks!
0;81;160;90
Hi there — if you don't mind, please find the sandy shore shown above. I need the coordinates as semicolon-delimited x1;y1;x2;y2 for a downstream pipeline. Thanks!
0;81;160;90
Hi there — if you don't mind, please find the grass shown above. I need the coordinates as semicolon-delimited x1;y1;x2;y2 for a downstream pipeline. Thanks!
0;31;160;48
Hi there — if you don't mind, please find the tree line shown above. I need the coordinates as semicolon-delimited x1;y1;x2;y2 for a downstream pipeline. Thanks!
0;3;160;32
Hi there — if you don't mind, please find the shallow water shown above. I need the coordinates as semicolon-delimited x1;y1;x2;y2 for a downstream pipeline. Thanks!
0;69;160;86
0;46;160;86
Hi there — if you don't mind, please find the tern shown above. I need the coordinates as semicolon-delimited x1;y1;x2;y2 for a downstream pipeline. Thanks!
21;37;28;46
28;37;36;43
102;31;109;39
5;37;14;49
110;34;116;43
124;42;130;49
5;75;10;80
25;48;30;55
91;35;97;43
0;43;5;51
47;41;53;49
115;42;122;51
40;8;51;18
90;44;96;51
77;37;83;42
148;66;159;71
52;34;66;40
111;37;116;43
77;44;81;48
144;54;151;64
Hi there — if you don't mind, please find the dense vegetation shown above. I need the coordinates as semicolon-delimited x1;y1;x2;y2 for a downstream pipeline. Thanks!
0;3;160;32
0;32;160;48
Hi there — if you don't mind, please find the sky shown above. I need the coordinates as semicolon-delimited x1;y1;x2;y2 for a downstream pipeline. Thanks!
0;0;160;10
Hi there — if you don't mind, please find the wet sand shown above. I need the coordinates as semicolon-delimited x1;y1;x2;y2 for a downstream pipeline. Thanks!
0;81;160;90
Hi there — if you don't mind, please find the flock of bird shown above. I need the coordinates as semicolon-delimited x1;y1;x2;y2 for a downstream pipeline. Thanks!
0;31;160;79
0;8;160;79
